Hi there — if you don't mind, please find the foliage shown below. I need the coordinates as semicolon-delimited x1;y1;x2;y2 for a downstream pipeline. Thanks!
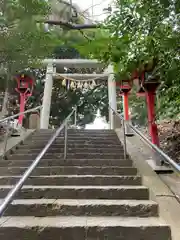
0;0;62;80
0;0;109;127
129;92;147;126
47;28;109;127
24;72;108;127
0;0;63;118
76;0;180;122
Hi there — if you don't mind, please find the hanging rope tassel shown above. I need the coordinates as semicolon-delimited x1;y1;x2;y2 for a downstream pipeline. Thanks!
70;81;75;89
77;81;82;89
92;80;96;86
91;80;96;88
62;79;66;86
84;81;89;89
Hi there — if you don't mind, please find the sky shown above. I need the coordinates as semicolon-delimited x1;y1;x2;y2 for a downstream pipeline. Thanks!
72;0;112;21
72;0;112;129
85;109;109;129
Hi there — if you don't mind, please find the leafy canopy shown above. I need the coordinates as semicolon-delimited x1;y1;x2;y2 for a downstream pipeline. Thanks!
76;0;180;121
0;0;62;73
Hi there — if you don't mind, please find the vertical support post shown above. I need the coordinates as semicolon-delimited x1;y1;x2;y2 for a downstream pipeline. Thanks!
74;106;77;126
146;90;160;146
106;65;117;129
122;118;127;160
64;122;68;159
108;75;113;129
123;92;129;121
122;92;134;136
145;88;168;169
18;93;26;125
40;63;55;129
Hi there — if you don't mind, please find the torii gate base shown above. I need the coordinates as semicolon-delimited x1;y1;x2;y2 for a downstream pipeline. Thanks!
146;157;173;173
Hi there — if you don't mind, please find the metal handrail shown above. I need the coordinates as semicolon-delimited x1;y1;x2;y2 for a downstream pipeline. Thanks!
109;105;127;159
0;106;42;159
110;107;180;173
0;106;42;123
0;107;76;216
129;123;180;172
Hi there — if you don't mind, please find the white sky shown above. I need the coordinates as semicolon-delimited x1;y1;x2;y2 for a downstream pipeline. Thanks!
72;0;112;21
85;109;109;129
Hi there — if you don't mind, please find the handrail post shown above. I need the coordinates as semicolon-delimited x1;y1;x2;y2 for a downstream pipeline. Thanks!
108;105;180;173
129;123;180;172
2;120;10;160
64;121;68;159
74;106;77;126
122;118;127;160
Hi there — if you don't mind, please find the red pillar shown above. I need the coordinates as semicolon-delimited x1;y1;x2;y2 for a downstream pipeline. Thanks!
18;93;26;125
123;92;129;121
146;90;159;146
122;91;134;137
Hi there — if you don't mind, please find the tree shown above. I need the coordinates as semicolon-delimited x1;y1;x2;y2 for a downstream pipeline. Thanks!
28;74;108;128
0;0;111;129
76;0;180;123
45;28;109;127
0;0;62;116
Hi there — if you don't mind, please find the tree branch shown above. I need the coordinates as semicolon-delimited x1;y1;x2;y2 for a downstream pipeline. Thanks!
44;20;101;30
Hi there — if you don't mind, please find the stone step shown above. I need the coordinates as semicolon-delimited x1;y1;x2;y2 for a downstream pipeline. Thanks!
14;147;124;154
29;137;119;142
69;129;115;132
18;143;123;150
0;186;149;199
0;159;133;167
67;153;125;159
23;139;121;145
3;199;159;217
8;153;126;160
0;216;171;240
0;166;137;176
29;134;118;140
38;132;117;136
0;175;142;186
18;144;123;151
68;129;115;132
31;135;118;140
34;130;115;135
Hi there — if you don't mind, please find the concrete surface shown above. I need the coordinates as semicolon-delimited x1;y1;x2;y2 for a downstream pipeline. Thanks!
0;185;149;200
0;216;171;240
0;175;142;186
0;159;133;167
0;129;172;240
0;129;34;157
0;216;168;227
0;166;138;176
159;173;180;201
1;199;159;217
116;129;180;240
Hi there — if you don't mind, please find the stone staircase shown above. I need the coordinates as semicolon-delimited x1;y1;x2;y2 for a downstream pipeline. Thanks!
0;129;171;239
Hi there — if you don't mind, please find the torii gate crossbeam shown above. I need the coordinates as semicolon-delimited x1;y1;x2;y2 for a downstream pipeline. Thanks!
40;59;117;129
